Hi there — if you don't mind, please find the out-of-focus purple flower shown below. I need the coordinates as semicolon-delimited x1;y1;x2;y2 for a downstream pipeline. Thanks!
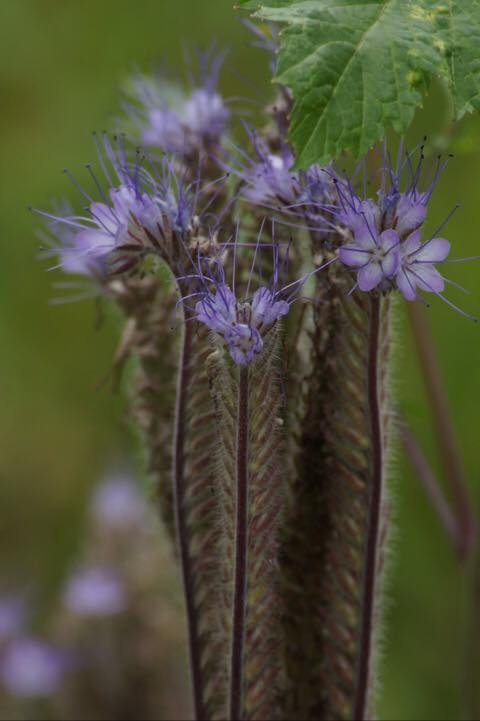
91;475;146;528
396;231;450;300
183;88;229;142
0;596;26;642
243;148;299;206
299;164;336;209
63;567;127;617
143;106;187;152
234;134;300;207
0;638;66;697
231;133;334;233
131;53;229;155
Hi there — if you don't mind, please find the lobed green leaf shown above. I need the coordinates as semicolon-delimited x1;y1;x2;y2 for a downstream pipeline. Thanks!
239;0;480;166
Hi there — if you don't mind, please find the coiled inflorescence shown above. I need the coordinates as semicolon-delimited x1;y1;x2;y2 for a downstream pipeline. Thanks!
36;134;230;283
127;50;229;156
323;146;478;317
179;237;330;365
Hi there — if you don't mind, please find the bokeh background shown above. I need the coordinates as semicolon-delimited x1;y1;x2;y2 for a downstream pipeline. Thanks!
1;1;480;719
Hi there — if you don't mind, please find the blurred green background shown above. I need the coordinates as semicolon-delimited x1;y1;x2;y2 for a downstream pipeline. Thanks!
1;1;479;719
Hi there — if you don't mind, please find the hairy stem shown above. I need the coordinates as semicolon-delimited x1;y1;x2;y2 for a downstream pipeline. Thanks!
173;318;206;721
354;295;383;721
407;302;476;560
230;366;250;721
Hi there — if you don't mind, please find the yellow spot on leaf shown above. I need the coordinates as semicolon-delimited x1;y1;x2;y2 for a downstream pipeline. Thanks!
407;70;423;87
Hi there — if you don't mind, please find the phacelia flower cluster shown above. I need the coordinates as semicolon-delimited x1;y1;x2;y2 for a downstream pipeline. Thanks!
331;151;450;297
183;238;332;365
318;146;476;317
239;137;300;207
38;135;214;280
188;243;288;364
233;131;334;237
129;52;229;155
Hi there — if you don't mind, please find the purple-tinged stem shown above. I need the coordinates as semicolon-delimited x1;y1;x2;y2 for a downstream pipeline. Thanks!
173;317;206;721
354;295;383;721
407;302;477;561
229;366;249;721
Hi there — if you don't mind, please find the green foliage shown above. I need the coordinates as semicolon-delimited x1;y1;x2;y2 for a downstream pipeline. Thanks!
238;0;480;166
437;0;480;117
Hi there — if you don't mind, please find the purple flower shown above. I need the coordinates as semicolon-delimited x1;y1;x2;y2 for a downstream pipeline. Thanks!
195;282;288;365
63;567;127;617
323;142;479;316
330;145;443;268
0;638;66;697
73;184;162;274
0;596;26;642
130;53;229;155
241;142;300;207
183;88;229;142
231;132;334;232
143;106;187;152
91;475;146;527
184;238;332;365
36;136;199;279
396;231;450;300
339;227;400;292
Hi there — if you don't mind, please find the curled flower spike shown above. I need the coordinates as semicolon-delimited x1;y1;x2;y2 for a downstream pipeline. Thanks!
128;50;229;156
181;235;332;365
230;130;334;235
35;135;227;281
326;142;479;317
239;134;300;207
196;281;289;365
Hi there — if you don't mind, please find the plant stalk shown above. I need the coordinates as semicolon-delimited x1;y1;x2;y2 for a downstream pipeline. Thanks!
354;295;383;721
229;365;250;721
173;317;206;721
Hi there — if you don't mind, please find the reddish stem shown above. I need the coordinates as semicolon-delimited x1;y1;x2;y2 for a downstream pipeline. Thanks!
229;366;250;721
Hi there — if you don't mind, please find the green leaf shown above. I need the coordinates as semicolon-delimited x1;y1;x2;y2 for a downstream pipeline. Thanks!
436;0;480;118
239;0;480;167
